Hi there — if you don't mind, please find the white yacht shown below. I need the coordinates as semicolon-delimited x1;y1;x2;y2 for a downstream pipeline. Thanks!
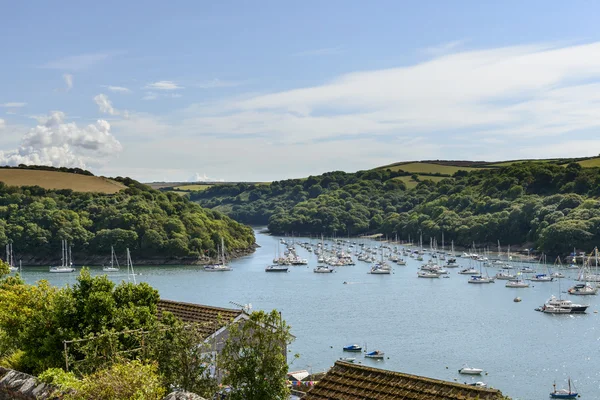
103;246;120;272
314;265;334;273
568;283;598;295
536;295;588;314
505;278;529;288
495;269;515;280
49;240;76;273
417;271;440;278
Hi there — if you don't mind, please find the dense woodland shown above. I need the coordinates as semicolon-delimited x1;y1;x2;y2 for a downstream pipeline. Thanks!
0;176;254;260
193;162;600;255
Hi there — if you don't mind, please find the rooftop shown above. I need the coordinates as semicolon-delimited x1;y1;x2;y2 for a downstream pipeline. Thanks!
157;299;244;337
303;361;506;400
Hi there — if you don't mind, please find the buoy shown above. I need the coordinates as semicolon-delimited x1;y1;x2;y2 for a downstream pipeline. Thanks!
595;310;598;314
446;366;448;369
514;297;522;302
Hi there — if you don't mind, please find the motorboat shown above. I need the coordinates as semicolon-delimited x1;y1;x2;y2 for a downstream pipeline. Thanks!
468;382;487;388
550;378;578;399
528;273;553;282
519;267;536;274
417;271;440;278
536;295;588;314
313;265;334;273
495;270;515;280
568;283;598;295
458;366;483;375
365;350;385;359
339;357;356;363
458;267;479;275
468;275;495;284
396;259;407;266
505;278;529;288
204;264;232;272
551;271;565;279
265;265;289;272
369;265;391;274
343;344;362;352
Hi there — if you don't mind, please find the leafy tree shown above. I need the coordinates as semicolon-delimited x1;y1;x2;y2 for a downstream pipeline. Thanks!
219;310;294;400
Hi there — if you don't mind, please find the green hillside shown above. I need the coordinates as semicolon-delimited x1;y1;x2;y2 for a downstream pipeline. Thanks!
191;157;600;255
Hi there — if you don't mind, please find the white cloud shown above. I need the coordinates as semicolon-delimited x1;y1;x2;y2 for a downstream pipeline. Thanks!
0;102;27;108
104;85;131;93
94;94;119;116
0;111;122;168
188;173;225;182
144;81;183;90
41;52;116;71
63;74;73;91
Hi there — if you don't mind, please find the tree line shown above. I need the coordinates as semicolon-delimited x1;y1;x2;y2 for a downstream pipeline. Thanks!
192;162;600;256
0;178;254;261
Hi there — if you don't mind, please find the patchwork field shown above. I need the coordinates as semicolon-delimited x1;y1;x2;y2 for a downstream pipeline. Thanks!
0;169;126;193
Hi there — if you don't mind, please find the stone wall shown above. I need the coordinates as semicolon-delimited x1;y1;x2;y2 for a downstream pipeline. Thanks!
0;367;57;399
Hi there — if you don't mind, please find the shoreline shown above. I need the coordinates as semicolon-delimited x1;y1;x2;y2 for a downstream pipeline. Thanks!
11;243;259;267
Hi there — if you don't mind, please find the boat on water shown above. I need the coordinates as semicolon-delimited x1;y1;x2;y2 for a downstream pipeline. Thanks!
458;365;483;375
519;266;536;274
396;259;407;265
550;378;578;399
417;271;440;278
49;240;76;273
468;382;487;388
339;357;356;363
365;350;385;359
313;265;334;273
343;344;362;352
528;273;553;282
204;238;232;272
505;278;529;288
5;243;18;273
568;283;598;295
102;246;120;272
551;271;565;278
265;265;289;272
468;275;495;284
495;269;515;280
369;265;391;274
458;267;479;275
536;295;588;314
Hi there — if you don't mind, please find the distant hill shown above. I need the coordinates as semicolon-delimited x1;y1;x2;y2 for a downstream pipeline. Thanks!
0;168;126;194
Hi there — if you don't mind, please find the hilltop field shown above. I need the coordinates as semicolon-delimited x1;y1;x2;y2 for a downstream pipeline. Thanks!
0;168;126;193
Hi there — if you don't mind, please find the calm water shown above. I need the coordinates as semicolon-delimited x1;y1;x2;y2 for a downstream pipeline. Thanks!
17;229;600;399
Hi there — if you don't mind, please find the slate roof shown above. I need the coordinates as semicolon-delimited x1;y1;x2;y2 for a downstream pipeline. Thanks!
157;299;244;337
303;361;506;400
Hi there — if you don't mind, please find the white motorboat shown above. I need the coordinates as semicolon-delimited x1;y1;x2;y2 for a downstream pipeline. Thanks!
505;278;529;288
536;295;589;314
568;283;597;295
265;265;289;272
519;267;536;274
369;266;391;274
551;271;565;279
314;265;334;273
417;271;440;278
495;269;515;280
458;366;483;375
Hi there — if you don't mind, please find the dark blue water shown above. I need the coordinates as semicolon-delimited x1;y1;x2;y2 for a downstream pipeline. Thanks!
18;229;600;399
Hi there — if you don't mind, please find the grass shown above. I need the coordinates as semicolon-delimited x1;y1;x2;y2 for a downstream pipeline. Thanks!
0;169;126;194
577;158;600;168
174;184;213;191
382;162;479;175
394;175;450;189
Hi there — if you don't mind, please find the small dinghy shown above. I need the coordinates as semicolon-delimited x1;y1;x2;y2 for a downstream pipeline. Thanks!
365;350;385;359
458;365;483;375
339;357;356;363
343;344;362;352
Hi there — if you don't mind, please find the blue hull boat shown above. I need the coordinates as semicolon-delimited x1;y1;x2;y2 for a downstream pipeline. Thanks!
343;344;362;352
550;378;578;399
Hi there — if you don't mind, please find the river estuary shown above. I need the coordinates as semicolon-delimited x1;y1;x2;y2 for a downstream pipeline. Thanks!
18;228;600;399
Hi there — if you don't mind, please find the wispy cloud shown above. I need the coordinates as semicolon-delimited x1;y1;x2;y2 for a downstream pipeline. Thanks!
142;92;158;101
0;102;26;108
144;81;183;90
94;94;119;116
292;47;344;57
63;74;73;91
422;40;466;56
103;85;131;93
195;79;242;89
41;52;118;71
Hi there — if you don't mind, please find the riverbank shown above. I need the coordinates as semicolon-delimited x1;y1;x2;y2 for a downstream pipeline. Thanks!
12;243;259;267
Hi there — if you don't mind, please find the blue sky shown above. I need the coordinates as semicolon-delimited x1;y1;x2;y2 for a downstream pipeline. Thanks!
2;1;600;182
